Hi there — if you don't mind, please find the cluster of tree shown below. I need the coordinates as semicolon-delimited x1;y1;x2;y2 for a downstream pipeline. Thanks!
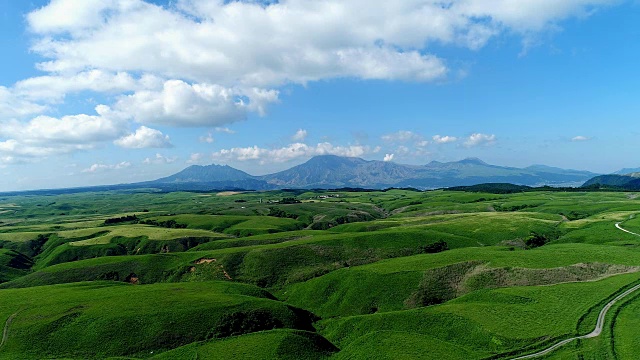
267;208;299;219
494;203;538;212
420;240;449;254
279;197;302;204
139;219;187;229
525;230;562;249
309;212;374;230
559;210;590;221
447;183;640;194
103;215;139;225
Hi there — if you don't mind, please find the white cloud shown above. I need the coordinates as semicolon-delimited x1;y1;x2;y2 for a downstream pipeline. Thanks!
395;146;411;155
215;127;236;134
114;80;279;127
143;153;178;165
26;1;450;85
114;126;172;149
27;0;127;34
456;0;615;33
0;139;87;159
82;161;131;173
383;154;394;162
572;135;591;142
212;142;370;164
187;152;206;164
0;87;48;118
432;135;458;144
292;129;308;142
26;0;609;91
0;105;127;163
0;105;125;144
0;0;615;168
14;70;150;102
464;133;497;147
382;130;423;143
199;132;214;143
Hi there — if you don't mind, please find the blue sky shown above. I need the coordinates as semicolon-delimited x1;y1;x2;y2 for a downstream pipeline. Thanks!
0;0;638;191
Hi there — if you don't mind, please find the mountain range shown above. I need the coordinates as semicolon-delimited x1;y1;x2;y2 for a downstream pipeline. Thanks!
143;155;599;190
2;155;618;196
582;172;640;190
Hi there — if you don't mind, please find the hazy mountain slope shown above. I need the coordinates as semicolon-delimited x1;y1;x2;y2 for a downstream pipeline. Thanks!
260;155;420;188
154;164;255;183
11;156;598;196
259;156;598;189
582;174;640;189
615;167;640;175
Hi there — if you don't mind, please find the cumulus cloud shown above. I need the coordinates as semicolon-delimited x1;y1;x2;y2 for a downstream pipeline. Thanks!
113;80;279;127
432;135;458;144
82;161;131;173
14;70;151;102
456;0;614;33
0;0;616;167
0;106;125;144
464;133;497;147
199;132;214;143
26;0;611;87
143;153;178;165
0;105;127;163
211;142;370;164
114;126;172;149
26;1;449;85
383;154;395;162
395;146;411;156
215;127;236;134
292;129;308;142
0;87;48;118
382;130;423;143
572;135;591;142
187;152;206;164
0;140;88;160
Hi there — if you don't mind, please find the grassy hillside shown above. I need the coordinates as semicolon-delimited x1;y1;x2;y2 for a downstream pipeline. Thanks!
0;281;317;359
319;273;640;359
153;329;337;360
0;188;640;358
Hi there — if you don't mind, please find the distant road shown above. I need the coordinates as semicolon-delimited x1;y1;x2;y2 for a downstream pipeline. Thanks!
615;222;640;237
510;283;640;359
508;221;640;359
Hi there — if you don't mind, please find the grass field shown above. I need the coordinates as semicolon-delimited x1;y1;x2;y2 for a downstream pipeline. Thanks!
1;188;640;358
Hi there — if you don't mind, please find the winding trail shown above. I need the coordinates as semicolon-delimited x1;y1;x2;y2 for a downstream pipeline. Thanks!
0;312;19;349
509;221;640;359
615;222;640;237
511;283;640;359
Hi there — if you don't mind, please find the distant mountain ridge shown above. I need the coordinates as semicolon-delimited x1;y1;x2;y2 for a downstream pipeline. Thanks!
582;173;640;190
0;155;601;196
154;164;254;183
144;155;599;190
615;167;640;175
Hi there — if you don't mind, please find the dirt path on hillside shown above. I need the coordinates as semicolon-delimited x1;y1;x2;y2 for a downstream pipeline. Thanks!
510;283;640;359
0;311;19;349
508;222;640;359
